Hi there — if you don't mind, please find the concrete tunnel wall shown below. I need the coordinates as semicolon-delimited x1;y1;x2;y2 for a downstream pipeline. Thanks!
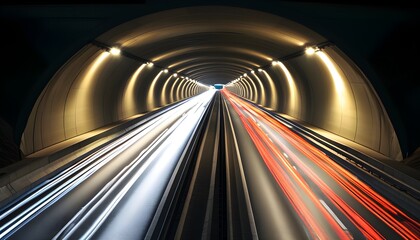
20;6;402;161
225;46;402;160
20;44;207;155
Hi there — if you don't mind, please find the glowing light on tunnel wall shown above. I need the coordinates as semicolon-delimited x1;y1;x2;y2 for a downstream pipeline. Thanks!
277;61;299;116
183;81;192;99
73;51;110;135
305;47;317;55
240;79;252;100
233;83;242;96
122;63;146;118
189;82;196;96
316;51;345;103
176;78;186;101
315;50;352;136
181;79;190;100
187;81;195;97
78;52;110;90
243;76;259;103
238;81;246;97
146;70;164;110
232;83;241;96
170;77;180;103
160;75;173;106
232;81;241;96
197;86;202;94
196;82;207;94
189;81;195;96
109;47;121;55
260;69;278;110
187;82;194;96
192;84;197;95
246;77;257;101
251;71;267;106
191;83;196;95
238;78;247;98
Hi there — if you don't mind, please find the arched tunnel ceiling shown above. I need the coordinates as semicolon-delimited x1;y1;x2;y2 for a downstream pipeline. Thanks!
95;6;326;85
0;2;418;170
15;5;405;163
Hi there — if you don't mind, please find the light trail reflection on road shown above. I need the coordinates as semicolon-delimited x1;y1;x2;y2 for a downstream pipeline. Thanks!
222;89;420;239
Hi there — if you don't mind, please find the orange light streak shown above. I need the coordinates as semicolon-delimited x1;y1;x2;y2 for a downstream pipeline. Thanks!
222;89;420;240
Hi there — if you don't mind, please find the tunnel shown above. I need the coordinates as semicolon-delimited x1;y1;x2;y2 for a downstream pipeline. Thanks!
1;4;419;239
20;6;401;160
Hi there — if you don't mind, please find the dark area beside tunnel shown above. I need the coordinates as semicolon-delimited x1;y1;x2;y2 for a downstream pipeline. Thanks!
370;19;420;165
1;0;416;8
0;18;47;167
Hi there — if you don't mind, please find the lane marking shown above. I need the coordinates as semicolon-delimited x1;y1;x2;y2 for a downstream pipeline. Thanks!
319;199;348;230
223;99;259;240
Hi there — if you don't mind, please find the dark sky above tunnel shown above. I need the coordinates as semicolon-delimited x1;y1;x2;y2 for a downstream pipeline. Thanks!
0;0;417;7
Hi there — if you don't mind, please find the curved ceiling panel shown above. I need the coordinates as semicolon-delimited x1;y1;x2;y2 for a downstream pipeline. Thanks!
95;6;326;85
